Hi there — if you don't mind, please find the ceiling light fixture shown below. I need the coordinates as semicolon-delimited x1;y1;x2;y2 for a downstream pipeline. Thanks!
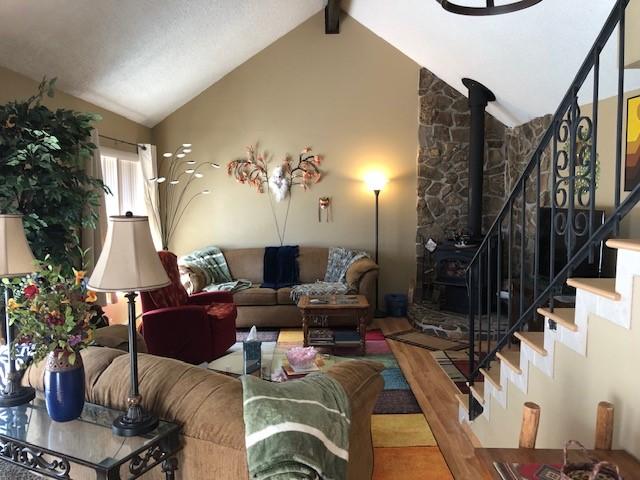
183;149;192;154
182;143;192;148
176;153;186;159
187;160;196;165
194;173;204;178
163;153;173;158
436;0;542;15
185;169;195;174
211;163;221;169
170;180;179;185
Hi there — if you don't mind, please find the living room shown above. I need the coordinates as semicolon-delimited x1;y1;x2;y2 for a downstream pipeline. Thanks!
1;1;640;479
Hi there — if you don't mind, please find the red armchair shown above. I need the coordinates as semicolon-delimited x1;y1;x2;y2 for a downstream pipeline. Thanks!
140;251;237;364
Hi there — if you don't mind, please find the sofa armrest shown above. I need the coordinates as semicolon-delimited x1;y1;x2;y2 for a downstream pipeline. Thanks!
188;291;234;305
356;269;378;322
327;360;384;480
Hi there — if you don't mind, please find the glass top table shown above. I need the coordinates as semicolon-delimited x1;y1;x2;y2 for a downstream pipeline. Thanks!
0;397;181;479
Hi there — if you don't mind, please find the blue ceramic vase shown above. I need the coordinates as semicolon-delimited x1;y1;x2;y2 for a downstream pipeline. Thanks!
44;350;85;422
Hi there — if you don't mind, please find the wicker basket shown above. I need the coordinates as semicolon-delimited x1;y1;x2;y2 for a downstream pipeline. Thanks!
561;441;622;480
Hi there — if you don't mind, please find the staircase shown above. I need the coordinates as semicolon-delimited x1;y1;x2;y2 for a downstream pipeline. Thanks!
457;0;640;453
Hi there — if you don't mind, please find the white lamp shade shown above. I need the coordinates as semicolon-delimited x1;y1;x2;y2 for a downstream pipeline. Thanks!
364;172;388;191
0;214;37;278
88;215;170;293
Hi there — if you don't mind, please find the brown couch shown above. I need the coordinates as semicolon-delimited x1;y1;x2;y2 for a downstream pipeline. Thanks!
218;247;378;328
23;346;384;480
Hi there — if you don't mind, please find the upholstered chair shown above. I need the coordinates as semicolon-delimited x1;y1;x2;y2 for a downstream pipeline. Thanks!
140;251;237;364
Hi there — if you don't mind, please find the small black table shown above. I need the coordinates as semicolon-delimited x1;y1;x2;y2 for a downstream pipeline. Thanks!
0;397;181;479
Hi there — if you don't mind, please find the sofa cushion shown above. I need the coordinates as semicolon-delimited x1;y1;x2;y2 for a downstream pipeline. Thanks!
233;287;277;306
223;248;265;284
276;287;294;305
298;247;329;283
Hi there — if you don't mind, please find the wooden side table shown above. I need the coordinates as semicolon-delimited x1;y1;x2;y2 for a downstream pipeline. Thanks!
298;295;370;356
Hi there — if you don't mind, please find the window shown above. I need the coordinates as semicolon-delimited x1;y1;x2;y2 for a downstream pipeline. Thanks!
100;147;146;217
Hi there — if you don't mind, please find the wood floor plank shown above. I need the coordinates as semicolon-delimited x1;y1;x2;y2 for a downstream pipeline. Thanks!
378;318;491;479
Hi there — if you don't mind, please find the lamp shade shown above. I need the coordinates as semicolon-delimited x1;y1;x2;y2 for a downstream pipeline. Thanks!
88;215;170;293
364;172;388;192
0;214;37;278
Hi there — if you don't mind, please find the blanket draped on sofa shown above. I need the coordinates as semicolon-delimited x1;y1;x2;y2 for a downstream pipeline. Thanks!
242;374;350;480
180;246;251;293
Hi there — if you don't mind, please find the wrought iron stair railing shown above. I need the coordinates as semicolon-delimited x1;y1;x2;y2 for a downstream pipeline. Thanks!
464;0;636;420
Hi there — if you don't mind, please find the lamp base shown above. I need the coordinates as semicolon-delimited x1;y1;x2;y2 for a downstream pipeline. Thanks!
0;386;35;408
112;411;159;437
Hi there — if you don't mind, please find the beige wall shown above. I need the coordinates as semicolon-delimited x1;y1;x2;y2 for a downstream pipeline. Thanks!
152;12;420;303
579;88;640;238
626;0;640;69
0;66;151;145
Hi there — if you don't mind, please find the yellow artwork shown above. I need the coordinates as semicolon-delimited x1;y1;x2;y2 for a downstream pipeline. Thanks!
625;95;640;191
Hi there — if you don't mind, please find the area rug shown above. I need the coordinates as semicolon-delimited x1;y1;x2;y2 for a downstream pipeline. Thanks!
385;328;468;351
430;349;482;394
235;327;453;479
0;460;41;479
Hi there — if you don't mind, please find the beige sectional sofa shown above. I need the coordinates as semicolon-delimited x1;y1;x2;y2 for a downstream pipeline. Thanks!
24;346;385;480
219;247;378;328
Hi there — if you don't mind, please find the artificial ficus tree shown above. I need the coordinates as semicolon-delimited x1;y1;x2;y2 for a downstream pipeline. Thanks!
0;78;108;271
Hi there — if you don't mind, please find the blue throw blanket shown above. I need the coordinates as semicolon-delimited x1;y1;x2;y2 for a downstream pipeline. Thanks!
262;246;299;289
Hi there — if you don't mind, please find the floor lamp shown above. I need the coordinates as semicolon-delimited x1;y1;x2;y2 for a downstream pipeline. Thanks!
365;173;388;318
0;214;37;407
88;213;170;436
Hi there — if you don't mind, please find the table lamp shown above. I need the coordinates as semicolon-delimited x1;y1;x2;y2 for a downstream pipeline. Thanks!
88;213;170;436
0;214;37;407
364;173;387;317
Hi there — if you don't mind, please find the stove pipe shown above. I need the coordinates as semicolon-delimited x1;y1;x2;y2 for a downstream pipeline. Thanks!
462;78;495;240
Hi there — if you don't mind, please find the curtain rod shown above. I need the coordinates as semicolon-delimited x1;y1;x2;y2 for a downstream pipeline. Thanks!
98;134;147;150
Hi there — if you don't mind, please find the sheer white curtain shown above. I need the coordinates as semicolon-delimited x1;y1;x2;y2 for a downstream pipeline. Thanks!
83;130;109;304
138;144;163;250
99;147;146;217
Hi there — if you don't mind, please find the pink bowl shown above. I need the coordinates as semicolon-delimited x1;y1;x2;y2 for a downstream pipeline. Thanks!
286;347;317;369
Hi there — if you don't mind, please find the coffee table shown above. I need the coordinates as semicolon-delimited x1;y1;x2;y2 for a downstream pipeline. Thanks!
298;295;369;355
0;396;180;479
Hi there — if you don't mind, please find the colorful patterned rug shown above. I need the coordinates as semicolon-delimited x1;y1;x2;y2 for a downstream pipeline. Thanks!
235;327;453;479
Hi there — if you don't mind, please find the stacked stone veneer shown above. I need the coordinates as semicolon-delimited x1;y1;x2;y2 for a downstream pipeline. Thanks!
416;67;553;292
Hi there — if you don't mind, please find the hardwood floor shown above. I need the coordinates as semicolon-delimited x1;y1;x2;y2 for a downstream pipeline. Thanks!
377;317;491;479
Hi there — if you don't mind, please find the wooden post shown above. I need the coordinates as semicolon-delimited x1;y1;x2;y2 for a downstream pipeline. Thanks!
519;402;541;449
595;401;614;450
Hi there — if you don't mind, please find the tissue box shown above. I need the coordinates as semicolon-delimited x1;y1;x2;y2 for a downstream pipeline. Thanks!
243;340;262;374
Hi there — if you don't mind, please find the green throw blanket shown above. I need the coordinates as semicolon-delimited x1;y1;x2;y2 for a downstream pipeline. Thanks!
242;374;351;480
180;246;252;293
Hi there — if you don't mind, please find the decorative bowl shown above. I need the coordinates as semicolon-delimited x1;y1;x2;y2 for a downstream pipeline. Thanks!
286;347;317;370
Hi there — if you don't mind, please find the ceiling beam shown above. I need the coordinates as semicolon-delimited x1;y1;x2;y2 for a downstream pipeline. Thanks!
325;0;341;34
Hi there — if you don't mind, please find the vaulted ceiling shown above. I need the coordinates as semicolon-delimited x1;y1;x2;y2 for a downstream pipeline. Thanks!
1;0;637;127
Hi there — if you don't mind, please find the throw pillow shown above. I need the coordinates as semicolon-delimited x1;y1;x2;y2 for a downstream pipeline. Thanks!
179;265;207;294
345;258;379;289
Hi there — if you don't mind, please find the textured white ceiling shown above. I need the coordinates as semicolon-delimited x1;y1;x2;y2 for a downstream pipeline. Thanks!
0;0;324;127
344;0;640;126
1;0;638;128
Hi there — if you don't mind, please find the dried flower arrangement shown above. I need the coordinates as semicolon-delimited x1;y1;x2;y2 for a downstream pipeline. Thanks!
227;145;325;244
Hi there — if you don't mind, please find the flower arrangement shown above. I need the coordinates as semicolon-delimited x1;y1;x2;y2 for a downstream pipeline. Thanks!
6;257;99;365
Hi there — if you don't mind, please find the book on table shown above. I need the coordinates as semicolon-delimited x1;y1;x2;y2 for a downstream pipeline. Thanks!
493;462;562;480
333;330;361;344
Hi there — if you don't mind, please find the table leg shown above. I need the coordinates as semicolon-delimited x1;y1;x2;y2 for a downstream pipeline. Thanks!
359;311;367;356
162;457;178;480
302;312;309;347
